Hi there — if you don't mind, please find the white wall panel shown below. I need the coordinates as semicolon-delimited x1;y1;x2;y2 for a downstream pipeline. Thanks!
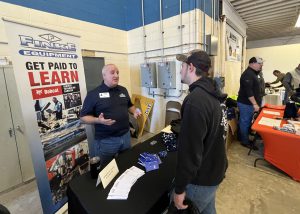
247;35;300;49
246;44;300;83
127;9;218;133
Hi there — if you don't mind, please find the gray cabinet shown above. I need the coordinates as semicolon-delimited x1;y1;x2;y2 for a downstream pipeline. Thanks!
0;66;34;193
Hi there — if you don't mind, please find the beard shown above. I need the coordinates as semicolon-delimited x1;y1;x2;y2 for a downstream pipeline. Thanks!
255;70;261;74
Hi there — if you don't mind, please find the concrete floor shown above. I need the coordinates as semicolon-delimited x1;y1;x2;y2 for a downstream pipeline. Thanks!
1;138;300;214
217;141;300;214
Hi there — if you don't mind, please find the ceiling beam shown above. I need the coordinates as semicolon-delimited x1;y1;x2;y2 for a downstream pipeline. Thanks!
246;31;300;41
247;25;294;31
242;6;299;19
247;26;295;33
231;0;300;41
240;1;300;16
231;0;253;6
237;0;300;13
246;22;294;29
247;24;293;31
247;17;294;24
243;9;297;21
246;15;295;23
247;21;294;27
245;15;295;23
247;33;298;41
247;23;294;29
237;0;285;12
244;14;297;22
247;18;294;25
247;28;295;35
234;0;269;9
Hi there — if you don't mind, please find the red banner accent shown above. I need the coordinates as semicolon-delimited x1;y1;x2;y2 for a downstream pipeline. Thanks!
32;85;62;99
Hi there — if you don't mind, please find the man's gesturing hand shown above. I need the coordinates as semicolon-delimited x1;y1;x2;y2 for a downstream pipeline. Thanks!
97;113;116;125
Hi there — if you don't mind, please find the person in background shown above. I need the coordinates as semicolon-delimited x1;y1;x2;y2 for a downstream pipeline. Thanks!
172;50;227;213
237;57;264;150
266;70;285;88
258;70;266;102
266;70;286;104
80;64;141;166
74;149;89;174
283;64;300;103
52;97;63;120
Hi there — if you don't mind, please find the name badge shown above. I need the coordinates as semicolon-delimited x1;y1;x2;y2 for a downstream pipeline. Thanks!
99;92;110;98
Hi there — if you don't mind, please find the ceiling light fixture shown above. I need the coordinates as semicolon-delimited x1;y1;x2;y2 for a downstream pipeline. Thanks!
296;13;300;28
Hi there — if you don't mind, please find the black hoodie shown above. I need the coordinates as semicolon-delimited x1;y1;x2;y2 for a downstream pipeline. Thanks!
175;77;228;194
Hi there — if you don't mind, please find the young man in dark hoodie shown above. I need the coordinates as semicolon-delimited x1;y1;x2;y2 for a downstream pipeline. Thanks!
173;50;228;213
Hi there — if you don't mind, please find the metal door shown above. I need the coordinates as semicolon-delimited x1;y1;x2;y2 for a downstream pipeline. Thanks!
0;66;22;192
4;66;34;182
82;57;105;156
82;57;105;92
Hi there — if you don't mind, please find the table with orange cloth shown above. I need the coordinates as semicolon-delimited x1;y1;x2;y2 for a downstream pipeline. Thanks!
251;104;300;181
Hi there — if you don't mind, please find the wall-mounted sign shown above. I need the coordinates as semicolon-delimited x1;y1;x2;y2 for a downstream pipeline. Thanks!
225;24;242;62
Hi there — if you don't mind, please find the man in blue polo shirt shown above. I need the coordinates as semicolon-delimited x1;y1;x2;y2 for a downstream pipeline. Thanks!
80;64;141;166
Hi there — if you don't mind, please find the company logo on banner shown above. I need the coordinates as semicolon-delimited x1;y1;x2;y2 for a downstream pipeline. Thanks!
19;33;78;58
3;19;88;214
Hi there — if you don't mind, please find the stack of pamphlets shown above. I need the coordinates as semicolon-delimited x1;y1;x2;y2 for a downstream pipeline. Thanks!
107;166;145;200
138;152;161;172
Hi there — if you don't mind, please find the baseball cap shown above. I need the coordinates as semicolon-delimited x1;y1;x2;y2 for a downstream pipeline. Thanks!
176;49;211;72
249;57;264;64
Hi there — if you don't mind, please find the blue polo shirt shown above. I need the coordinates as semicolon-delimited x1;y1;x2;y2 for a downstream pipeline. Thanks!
80;83;133;139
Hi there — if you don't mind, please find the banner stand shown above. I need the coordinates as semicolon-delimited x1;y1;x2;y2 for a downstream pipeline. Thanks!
3;18;88;214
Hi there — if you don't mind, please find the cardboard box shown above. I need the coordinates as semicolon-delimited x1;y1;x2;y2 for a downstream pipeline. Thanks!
225;118;238;150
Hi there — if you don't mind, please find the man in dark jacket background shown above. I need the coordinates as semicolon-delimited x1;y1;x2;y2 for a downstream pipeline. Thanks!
173;50;228;213
237;57;263;150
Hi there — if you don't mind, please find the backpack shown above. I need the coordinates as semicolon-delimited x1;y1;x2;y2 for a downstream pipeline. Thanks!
170;119;181;136
167;198;200;214
283;101;298;119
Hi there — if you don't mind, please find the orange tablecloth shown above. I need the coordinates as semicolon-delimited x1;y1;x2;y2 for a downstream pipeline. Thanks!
252;107;300;181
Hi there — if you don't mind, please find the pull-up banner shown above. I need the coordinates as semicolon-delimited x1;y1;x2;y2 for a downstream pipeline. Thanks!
3;19;88;214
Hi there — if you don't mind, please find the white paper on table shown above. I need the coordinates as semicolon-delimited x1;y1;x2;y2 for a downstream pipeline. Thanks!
108;186;130;196
113;177;135;190
107;166;145;200
107;195;128;200
287;120;300;126
262;110;280;116
258;117;281;127
161;125;172;133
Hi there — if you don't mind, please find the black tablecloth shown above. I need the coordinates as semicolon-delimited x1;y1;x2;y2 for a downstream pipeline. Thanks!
67;133;177;214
